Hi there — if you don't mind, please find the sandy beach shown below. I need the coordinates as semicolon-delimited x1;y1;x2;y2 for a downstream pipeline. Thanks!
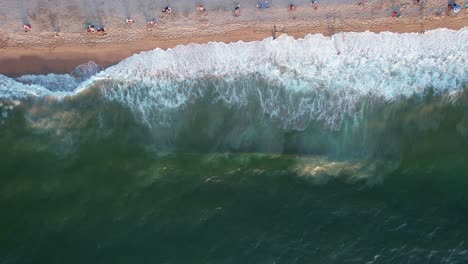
0;0;466;76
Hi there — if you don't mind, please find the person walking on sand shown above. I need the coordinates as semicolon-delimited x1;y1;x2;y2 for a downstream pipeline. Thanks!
233;4;241;16
272;25;278;39
147;19;157;30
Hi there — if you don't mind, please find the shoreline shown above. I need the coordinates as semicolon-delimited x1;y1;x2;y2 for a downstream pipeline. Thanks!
0;1;466;77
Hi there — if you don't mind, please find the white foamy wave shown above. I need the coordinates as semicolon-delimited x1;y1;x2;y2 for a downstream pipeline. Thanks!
16;74;80;92
0;61;103;101
94;28;467;128
0;28;467;128
0;74;58;99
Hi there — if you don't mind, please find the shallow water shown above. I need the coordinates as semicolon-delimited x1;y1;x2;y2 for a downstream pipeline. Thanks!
1;29;468;263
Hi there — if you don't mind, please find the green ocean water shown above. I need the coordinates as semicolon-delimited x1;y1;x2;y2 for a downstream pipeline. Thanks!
1;83;468;263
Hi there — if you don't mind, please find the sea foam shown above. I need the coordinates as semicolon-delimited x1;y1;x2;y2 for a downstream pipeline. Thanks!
95;28;468;128
1;28;467;128
16;74;81;92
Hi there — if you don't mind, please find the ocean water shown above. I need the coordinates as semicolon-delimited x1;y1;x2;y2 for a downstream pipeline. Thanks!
1;29;468;263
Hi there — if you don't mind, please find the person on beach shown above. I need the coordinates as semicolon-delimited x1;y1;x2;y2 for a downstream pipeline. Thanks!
96;27;106;36
23;24;31;32
289;4;297;11
162;6;172;14
87;24;95;33
126;18;134;25
147;19;157;30
448;3;461;13
272;25;278;39
311;1;318;9
257;1;269;9
392;11;401;18
197;4;205;12
233;4;241;16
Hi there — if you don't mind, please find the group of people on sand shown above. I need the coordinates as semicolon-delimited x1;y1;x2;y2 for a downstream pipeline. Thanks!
234;1;318;16
21;2;320;33
256;1;270;10
448;2;462;13
86;24;106;35
125;17;157;31
162;6;172;14
22;0;465;34
121;2;317;29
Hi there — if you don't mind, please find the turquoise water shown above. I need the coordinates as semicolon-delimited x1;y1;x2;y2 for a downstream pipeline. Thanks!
1;29;468;263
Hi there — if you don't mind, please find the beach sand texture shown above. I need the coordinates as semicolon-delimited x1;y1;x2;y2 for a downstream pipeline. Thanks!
0;0;466;75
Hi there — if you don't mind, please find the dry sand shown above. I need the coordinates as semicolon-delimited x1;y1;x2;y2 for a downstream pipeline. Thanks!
0;0;466;76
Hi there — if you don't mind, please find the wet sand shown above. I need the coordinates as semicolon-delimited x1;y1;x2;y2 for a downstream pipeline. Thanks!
0;0;466;76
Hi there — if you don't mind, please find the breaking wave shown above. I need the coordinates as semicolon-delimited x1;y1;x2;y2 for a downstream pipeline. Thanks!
0;28;467;129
